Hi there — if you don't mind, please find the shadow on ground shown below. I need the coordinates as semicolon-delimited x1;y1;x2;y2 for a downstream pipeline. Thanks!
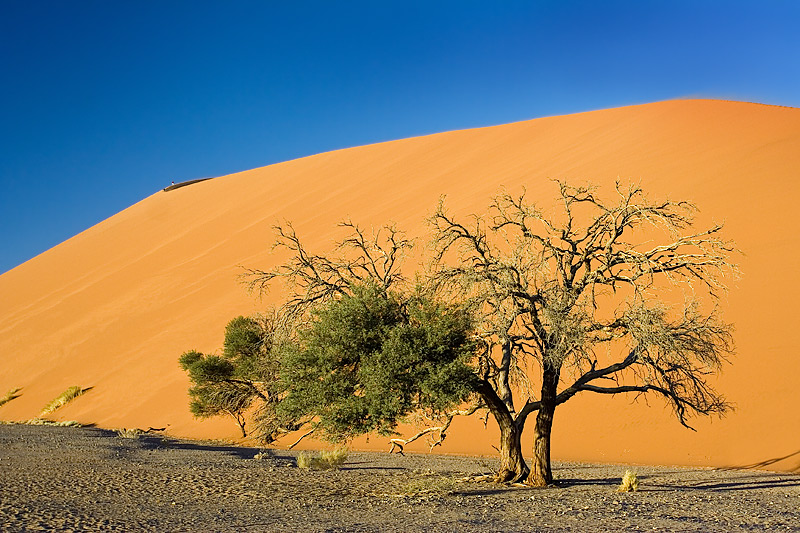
725;449;800;473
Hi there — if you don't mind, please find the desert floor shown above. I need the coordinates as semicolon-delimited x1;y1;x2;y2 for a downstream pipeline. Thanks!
1;424;799;532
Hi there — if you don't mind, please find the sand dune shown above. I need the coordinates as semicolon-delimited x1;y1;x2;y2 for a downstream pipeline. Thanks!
1;99;799;471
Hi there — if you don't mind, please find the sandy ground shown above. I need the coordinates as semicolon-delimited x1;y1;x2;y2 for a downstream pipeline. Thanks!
1;424;799;532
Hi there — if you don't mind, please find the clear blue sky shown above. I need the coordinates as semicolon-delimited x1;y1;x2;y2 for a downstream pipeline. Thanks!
2;1;799;274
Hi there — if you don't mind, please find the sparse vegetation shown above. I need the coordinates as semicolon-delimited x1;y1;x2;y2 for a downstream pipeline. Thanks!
0;387;22;407
296;448;349;470
296;451;313;469
115;428;143;439
40;386;88;416
618;470;640;492
24;418;82;427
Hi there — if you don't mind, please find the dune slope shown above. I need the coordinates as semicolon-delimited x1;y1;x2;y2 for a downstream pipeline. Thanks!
1;99;799;471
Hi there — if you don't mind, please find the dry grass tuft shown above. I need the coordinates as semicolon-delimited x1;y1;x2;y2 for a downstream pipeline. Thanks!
617;470;640;492
115;428;143;439
296;451;313;469
296;448;348;470
253;450;274;461
24;418;82;427
320;447;348;466
40;386;87;416
0;387;22;408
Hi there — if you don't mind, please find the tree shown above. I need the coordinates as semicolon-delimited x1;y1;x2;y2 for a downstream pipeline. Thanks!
192;182;736;485
428;182;737;485
244;223;478;444
179;314;293;439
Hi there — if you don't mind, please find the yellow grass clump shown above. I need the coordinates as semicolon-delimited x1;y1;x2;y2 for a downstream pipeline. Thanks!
0;387;22;408
39;386;87;416
617;470;640;492
115;428;143;439
24;418;82;427
296;448;349;470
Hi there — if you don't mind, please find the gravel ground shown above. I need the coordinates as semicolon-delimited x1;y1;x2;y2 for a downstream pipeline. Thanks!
1;424;799;532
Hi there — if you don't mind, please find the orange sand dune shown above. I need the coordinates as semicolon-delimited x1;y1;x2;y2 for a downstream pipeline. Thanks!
2;99;799;471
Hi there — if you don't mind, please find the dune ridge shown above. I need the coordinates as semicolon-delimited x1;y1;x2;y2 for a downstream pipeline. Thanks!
1;99;799;471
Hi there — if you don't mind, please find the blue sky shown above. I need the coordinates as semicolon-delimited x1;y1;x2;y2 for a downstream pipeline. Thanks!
2;1;799;274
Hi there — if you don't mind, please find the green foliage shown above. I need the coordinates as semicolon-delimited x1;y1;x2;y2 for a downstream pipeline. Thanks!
279;283;477;442
179;316;270;437
223;316;264;376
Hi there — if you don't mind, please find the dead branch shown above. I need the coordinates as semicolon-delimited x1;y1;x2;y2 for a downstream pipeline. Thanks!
287;428;315;450
388;403;484;454
242;221;412;321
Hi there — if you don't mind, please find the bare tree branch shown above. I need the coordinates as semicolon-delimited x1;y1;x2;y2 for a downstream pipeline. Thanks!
242;221;413;324
427;181;738;486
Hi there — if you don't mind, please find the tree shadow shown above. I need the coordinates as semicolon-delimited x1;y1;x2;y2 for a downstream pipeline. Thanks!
721;449;800;473
91;428;288;462
554;476;639;489
143;438;273;460
650;475;800;492
339;464;405;471
541;469;800;492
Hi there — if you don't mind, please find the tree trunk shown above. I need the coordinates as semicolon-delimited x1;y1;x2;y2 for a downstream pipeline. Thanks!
527;365;559;487
496;417;528;482
476;380;528;482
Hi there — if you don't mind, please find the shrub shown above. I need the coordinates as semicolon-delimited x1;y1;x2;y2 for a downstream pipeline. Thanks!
40;386;87;416
320;447;348;466
617;470;640;492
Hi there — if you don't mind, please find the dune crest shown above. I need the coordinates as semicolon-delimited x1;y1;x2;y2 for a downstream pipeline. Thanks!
2;99;799;471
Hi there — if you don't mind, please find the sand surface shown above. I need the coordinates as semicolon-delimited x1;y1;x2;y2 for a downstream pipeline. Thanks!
1;99;799;471
2;424;799;532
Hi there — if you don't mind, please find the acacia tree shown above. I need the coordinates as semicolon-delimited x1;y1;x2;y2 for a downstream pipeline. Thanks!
428;182;737;485
244;222;477;445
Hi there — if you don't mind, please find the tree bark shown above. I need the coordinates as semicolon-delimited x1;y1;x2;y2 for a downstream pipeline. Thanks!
527;365;560;486
496;419;527;482
476;380;528;482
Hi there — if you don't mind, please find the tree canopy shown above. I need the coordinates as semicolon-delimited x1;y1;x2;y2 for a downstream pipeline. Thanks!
278;282;476;441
